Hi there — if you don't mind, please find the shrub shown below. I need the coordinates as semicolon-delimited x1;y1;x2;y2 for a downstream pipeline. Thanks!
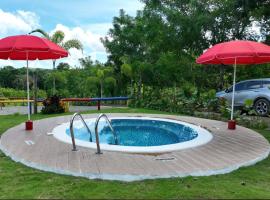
41;95;65;114
182;82;197;98
240;99;256;115
237;116;268;129
218;98;236;119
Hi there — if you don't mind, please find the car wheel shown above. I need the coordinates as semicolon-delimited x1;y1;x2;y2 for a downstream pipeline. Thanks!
254;99;270;116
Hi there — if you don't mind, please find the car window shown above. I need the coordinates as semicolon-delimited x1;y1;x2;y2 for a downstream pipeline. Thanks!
235;82;246;91
263;80;270;88
226;80;262;92
226;83;245;92
246;81;262;90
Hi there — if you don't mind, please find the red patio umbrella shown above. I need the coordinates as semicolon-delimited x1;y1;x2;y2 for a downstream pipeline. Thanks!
196;40;270;129
0;35;68;130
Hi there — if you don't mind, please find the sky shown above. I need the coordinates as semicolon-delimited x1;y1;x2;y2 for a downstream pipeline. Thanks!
0;0;144;69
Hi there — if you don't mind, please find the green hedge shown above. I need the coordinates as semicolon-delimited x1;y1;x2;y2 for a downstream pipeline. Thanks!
129;86;219;115
0;88;47;98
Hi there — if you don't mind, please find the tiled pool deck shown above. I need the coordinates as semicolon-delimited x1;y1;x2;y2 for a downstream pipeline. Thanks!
0;113;269;181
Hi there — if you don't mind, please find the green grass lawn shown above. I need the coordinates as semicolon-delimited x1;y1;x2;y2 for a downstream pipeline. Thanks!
0;108;270;199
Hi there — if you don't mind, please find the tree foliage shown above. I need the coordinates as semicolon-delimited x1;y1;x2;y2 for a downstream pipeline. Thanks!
1;0;270;113
29;29;83;52
102;0;270;100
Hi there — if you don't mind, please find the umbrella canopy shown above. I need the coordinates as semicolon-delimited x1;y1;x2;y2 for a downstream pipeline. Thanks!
196;40;270;65
0;35;68;60
196;40;270;124
0;35;68;124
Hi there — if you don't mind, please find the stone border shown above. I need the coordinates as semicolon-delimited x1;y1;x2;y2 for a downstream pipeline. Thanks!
52;117;213;153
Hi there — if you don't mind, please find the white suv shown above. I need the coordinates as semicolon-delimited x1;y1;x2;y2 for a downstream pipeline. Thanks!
216;78;270;116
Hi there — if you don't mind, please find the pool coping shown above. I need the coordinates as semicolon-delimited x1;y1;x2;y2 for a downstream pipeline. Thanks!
52;117;213;153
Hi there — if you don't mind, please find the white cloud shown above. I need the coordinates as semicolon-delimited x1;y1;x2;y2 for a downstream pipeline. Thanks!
0;9;40;36
61;48;84;68
0;9;41;68
50;24;109;67
248;21;262;41
0;59;15;67
0;10;111;68
51;24;106;52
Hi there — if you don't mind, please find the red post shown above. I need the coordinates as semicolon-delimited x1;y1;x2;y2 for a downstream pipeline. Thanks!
228;120;236;130
97;100;101;111
25;120;33;131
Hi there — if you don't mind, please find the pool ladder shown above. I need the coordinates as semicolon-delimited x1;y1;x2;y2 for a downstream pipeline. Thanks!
70;113;93;151
70;113;118;154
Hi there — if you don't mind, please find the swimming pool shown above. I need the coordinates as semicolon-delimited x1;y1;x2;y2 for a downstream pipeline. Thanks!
53;117;213;153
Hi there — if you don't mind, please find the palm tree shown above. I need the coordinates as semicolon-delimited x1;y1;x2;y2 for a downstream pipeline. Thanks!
29;29;83;94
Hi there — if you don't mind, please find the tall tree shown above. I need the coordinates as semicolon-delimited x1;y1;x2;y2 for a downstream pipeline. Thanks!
79;56;94;69
29;29;83;93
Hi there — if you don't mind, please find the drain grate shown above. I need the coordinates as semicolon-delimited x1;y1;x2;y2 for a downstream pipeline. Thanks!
24;140;35;145
154;157;176;161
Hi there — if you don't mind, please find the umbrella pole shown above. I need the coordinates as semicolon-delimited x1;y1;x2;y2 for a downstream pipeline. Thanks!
230;58;237;120
25;52;33;130
26;55;30;121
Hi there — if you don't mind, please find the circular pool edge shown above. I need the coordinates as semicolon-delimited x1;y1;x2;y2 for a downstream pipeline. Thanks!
52;117;213;153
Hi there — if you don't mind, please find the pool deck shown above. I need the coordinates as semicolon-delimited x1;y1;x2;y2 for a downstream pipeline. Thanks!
0;113;269;181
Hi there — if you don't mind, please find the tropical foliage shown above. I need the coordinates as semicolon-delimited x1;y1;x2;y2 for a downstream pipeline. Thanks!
101;0;270;112
29;29;83;54
29;29;83;93
41;95;65;114
0;0;269;116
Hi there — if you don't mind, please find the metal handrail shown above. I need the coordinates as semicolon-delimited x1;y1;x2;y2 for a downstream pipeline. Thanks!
70;113;93;151
95;113;118;154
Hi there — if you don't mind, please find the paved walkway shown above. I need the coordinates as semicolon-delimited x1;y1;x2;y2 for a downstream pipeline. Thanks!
0;113;269;181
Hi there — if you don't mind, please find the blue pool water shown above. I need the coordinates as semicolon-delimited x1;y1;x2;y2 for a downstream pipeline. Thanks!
66;119;198;147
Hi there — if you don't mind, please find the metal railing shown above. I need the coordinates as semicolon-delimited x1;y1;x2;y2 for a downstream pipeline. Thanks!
69;113;93;151
95;113;118;154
